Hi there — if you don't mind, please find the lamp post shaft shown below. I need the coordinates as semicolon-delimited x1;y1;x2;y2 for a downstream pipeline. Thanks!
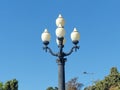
57;59;65;90
57;38;66;90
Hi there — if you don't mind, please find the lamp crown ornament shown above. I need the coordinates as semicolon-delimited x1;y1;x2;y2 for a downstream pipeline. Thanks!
44;28;48;32
58;14;62;18
73;28;77;31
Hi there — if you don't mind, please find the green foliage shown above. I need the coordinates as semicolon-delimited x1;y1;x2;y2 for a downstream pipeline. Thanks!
46;87;58;90
0;79;18;90
0;82;4;90
110;67;119;75
84;67;120;90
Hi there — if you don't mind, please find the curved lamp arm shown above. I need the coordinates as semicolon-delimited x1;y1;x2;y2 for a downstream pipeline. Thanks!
64;45;80;56
43;46;58;56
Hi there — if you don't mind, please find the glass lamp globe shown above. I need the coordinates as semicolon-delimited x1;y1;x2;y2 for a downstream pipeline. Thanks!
71;28;80;45
41;29;51;45
56;24;65;38
56;14;65;27
56;38;66;45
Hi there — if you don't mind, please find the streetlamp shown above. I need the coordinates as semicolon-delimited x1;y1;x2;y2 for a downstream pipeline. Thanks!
41;14;80;90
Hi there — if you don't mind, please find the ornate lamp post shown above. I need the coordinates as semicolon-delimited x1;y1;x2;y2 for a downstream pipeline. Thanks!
41;14;80;90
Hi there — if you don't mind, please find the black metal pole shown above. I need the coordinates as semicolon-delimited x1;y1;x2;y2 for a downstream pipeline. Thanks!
57;37;66;90
57;59;65;90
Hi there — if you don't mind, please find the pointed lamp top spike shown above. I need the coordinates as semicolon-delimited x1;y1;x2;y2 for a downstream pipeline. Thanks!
44;28;48;32
73;27;77;32
58;14;62;18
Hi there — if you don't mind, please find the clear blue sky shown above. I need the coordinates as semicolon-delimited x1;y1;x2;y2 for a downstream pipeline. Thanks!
0;0;120;90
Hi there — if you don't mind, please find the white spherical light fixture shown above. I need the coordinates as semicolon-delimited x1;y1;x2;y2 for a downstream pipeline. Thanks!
56;14;65;27
71;28;80;44
41;29;51;45
56;24;65;38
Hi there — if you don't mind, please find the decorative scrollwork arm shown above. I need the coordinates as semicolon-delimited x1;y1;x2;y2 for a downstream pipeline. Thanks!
43;46;58;56
64;45;80;56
